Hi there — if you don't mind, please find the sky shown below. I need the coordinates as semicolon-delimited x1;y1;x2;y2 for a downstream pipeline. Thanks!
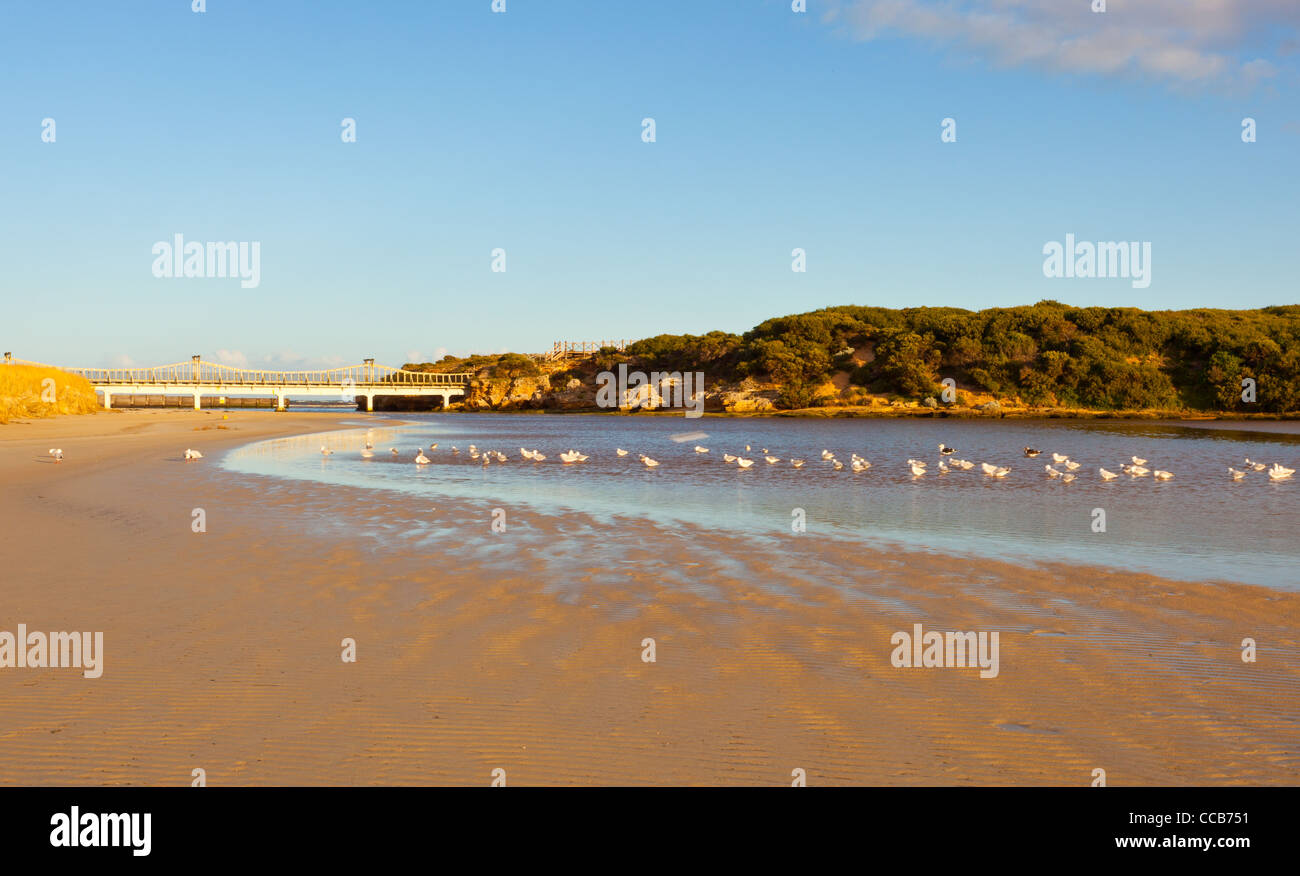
1;0;1297;371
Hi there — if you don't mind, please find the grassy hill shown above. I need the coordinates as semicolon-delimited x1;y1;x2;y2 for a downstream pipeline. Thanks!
0;364;102;423
408;301;1300;415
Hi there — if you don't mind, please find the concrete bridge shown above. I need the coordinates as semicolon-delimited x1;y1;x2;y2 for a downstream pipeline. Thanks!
5;354;471;411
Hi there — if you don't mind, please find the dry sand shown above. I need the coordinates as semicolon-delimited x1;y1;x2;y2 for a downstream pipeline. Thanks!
0;409;1296;785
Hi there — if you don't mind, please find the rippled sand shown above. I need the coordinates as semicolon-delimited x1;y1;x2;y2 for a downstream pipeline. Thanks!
1;410;1296;785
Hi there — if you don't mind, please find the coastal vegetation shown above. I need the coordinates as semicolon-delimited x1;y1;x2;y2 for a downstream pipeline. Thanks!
0;365;101;423
403;302;1300;416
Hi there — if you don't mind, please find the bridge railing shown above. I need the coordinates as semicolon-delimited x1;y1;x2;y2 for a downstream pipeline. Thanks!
2;356;471;387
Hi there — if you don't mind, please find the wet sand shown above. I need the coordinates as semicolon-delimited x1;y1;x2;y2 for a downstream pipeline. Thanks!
1;410;1297;785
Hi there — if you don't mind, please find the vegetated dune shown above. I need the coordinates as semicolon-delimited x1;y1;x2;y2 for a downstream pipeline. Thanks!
0;365;101;423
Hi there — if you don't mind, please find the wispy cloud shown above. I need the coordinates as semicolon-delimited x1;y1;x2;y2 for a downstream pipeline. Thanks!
824;0;1298;88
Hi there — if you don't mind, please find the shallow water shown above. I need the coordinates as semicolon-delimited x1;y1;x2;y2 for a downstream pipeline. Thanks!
222;414;1300;590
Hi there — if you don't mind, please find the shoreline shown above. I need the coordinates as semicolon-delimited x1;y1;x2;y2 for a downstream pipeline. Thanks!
2;410;1297;785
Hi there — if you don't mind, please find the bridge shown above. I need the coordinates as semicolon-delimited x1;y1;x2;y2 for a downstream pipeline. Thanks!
4;354;472;411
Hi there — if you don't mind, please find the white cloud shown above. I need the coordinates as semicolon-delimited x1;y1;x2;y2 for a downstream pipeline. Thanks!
825;0;1297;87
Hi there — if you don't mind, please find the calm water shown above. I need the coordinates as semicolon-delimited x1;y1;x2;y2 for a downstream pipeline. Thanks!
222;414;1300;590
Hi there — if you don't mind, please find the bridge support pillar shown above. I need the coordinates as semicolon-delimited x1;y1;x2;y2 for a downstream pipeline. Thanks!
193;392;202;410
102;390;112;410
365;394;374;412
276;392;286;412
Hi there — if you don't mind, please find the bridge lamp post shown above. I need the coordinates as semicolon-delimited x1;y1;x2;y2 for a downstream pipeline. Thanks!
363;358;375;411
192;355;202;409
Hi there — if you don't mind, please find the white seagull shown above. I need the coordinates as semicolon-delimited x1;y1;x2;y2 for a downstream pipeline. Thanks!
1099;467;1119;480
184;448;203;461
694;445;709;454
1228;467;1247;480
615;448;629;457
736;457;754;469
415;451;430;465
641;455;660;467
1153;470;1174;480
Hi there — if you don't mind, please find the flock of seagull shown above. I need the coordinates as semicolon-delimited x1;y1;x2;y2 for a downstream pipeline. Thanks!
318;439;1297;482
43;438;1294;484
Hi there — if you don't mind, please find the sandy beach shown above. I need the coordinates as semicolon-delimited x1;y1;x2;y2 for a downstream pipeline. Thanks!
0;409;1296;786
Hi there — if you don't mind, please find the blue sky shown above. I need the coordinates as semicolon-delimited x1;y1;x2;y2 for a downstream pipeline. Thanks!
2;0;1297;370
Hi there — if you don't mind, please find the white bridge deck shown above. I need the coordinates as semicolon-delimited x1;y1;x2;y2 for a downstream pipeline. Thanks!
5;355;472;411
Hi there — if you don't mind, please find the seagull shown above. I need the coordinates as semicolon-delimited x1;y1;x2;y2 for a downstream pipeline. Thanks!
451;447;459;453
469;444;477;452
909;463;926;476
1127;465;1150;477
520;447;534;460
1153;470;1174;480
736;457;754;469
48;449;63;463
1061;473;1076;483
532;452;547;462
641;455;660;467
184;448;203;461
954;459;975;470
991;466;1011;478
469;450;479;459
1045;465;1062;478
831;459;844;471
907;458;928;468
1063;460;1081;471
1023;447;1041;458
429;443;438;451
854;459;872;472
745;445;751;451
1051;453;1069;464
1099;467;1119;480
937;461;949;473
390;448;398;455
790;459;805;468
320;446;333;456
616;448;629;457
764;455;780;464
415;451;430;465
1228;467;1247;480
1131;456;1148;466
980;462;998;475
694;446;709;453
821;450;833;460
1268;466;1294;480
938;444;956;455
494;451;507;462
723;453;737;463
